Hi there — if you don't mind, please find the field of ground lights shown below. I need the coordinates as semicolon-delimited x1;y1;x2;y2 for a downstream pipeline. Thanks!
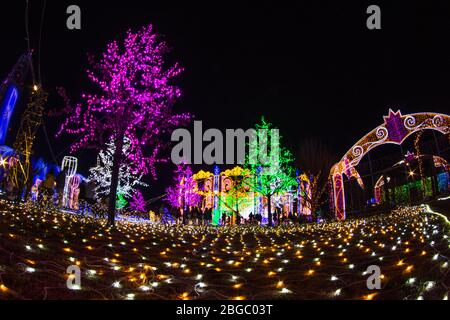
0;199;449;300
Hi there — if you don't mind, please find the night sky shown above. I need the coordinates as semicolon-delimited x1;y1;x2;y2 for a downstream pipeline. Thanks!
1;0;450;197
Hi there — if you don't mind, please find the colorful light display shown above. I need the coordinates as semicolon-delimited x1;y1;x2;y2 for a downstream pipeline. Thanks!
331;110;450;220
176;165;298;225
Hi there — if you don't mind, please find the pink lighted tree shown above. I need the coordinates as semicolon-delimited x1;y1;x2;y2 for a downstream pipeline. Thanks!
129;190;147;213
165;162;202;211
56;24;191;226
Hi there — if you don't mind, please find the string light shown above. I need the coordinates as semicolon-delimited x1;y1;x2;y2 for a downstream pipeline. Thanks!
0;201;448;300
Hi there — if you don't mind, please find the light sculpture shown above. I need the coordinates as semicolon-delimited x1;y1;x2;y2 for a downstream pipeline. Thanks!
61;156;78;208
331;110;450;220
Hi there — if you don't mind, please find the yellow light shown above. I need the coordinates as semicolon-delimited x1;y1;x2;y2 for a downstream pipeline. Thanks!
405;265;414;273
180;292;189;300
364;293;377;300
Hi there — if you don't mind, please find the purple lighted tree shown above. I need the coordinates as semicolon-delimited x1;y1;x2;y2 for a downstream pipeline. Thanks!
57;24;190;226
166;162;202;211
129;190;146;213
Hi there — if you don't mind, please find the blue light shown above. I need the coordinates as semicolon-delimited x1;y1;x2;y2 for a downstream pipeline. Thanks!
0;85;19;145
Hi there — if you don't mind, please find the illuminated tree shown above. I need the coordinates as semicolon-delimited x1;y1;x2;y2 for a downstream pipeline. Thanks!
166;162;201;210
244;117;297;226
88;136;147;201
116;193;128;210
129;190;146;213
56;24;191;226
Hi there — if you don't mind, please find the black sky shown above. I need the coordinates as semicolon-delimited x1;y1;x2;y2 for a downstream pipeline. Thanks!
1;0;450;197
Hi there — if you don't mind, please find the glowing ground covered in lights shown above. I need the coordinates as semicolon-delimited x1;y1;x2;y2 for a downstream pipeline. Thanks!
0;200;449;300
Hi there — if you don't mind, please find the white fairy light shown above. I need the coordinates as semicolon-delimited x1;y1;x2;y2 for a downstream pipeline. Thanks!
87;270;97;276
88;136;148;200
333;289;342;296
425;281;435;291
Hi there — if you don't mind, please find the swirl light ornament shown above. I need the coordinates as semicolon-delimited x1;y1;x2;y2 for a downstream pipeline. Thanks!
330;109;450;221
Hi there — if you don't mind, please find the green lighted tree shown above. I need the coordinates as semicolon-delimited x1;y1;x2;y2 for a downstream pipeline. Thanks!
244;117;297;226
116;193;128;209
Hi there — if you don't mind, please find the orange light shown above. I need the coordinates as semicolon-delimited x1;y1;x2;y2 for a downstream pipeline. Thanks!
364;293;377;300
178;292;190;300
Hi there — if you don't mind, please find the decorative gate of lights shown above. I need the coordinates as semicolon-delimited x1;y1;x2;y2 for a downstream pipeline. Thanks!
330;110;450;220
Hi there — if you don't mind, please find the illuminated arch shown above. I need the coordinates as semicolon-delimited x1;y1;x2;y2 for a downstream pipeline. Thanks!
330;109;450;220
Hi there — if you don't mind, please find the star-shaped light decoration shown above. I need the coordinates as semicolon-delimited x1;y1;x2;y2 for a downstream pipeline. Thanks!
383;109;408;143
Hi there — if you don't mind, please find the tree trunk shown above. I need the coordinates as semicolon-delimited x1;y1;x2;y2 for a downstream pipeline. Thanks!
267;194;273;227
107;132;124;227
